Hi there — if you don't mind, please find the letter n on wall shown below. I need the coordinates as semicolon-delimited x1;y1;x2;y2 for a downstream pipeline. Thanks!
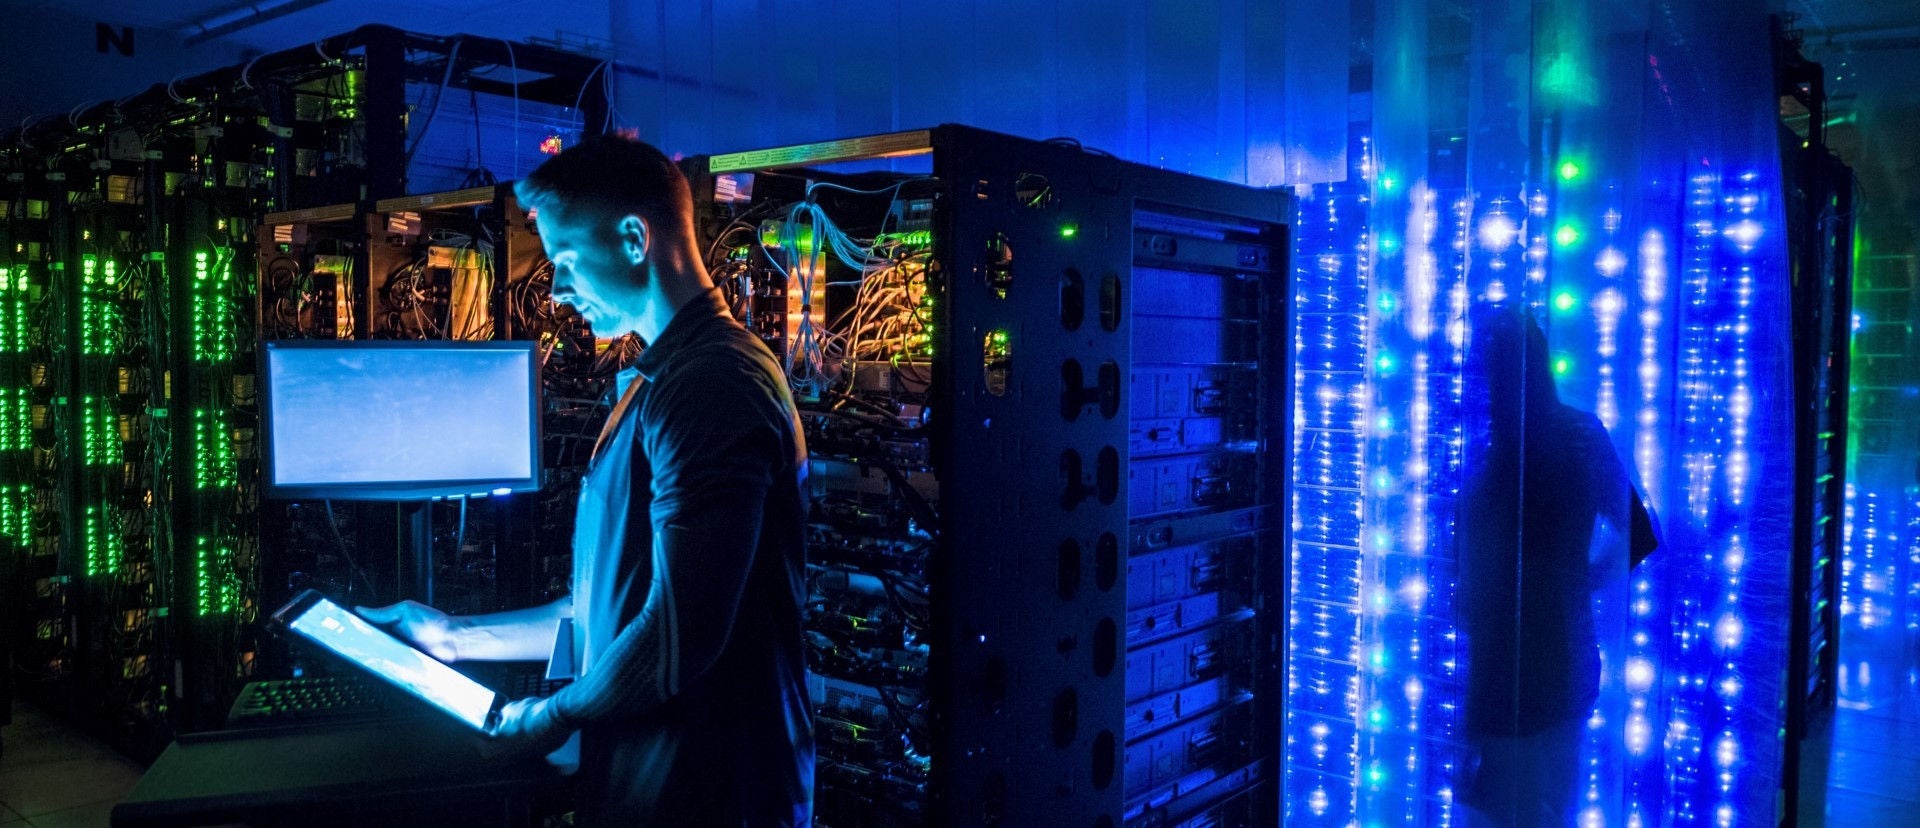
97;23;134;57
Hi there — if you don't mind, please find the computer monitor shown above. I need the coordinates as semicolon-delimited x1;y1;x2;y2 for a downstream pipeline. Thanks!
261;340;541;500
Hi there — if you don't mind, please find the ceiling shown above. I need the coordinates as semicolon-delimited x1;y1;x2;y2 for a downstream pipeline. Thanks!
13;0;605;54
1788;0;1920;250
21;0;1919;241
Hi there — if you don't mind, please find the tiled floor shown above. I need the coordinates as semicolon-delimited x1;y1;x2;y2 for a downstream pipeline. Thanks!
1797;643;1920;826
4;655;1919;826
0;701;147;828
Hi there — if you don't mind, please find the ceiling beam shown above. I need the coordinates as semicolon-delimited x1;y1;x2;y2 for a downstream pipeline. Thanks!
183;0;337;46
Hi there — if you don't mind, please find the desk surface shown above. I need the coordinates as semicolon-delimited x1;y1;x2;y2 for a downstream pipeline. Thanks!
111;716;563;827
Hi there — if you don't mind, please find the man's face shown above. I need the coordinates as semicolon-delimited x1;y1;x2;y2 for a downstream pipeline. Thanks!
535;204;644;336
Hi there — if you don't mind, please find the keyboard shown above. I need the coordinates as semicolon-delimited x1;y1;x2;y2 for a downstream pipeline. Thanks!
225;670;571;730
225;675;404;729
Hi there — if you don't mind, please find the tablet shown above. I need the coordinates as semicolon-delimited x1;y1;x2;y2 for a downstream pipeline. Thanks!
272;590;505;733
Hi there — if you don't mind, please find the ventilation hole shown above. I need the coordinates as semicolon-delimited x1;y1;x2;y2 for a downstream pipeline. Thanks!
985;233;1013;298
1098;360;1121;419
1096;445;1119;505
1057;538;1081;600
1061;359;1084;421
1060;267;1085;330
1100;272;1121;332
1091;730;1117;789
983;329;1011;396
1015;173;1054;209
1095;532;1119;591
1060;449;1084;510
1052;688;1078;748
1092;617;1117;677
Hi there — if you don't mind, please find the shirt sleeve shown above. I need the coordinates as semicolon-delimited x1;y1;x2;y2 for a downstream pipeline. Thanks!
550;350;784;724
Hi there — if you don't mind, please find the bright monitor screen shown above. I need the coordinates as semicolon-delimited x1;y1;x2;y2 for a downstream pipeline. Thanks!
262;341;540;500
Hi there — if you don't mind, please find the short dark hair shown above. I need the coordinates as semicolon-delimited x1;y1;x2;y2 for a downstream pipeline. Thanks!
515;133;693;239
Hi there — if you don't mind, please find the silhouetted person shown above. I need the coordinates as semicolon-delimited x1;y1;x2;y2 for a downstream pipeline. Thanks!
361;135;813;825
1456;303;1656;827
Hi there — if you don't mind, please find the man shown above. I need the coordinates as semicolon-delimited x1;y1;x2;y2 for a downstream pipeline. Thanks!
1456;303;1656;827
360;134;813;825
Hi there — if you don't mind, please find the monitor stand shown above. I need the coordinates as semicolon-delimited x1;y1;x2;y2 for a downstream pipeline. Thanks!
397;501;435;606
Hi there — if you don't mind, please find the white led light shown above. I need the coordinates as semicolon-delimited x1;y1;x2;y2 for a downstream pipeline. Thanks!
1596;247;1627;277
1477;214;1520;252
1627;714;1652;754
1627;657;1656;691
1715;613;1744;650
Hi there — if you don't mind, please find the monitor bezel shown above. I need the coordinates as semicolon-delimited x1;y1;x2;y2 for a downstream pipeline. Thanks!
260;339;542;501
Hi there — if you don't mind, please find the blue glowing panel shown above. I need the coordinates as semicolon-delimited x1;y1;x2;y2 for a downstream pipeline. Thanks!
1285;130;1372;827
262;341;540;500
1284;5;1796;826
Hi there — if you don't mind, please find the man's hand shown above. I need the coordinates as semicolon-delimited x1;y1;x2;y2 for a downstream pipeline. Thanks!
484;696;573;758
355;600;461;662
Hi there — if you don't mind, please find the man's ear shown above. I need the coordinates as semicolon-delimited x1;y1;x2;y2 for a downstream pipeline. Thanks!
618;214;649;266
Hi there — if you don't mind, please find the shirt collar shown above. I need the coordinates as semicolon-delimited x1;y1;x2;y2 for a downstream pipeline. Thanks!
633;286;730;381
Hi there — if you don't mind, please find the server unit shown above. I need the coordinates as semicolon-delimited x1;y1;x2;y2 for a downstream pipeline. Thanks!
688;125;1291;827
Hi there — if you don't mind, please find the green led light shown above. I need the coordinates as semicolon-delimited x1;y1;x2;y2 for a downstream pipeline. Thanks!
1554;224;1581;247
1374;352;1396;374
0;486;27;541
1378;235;1399;253
82;396;122;466
1558;160;1583;181
1059;224;1078;239
1553;356;1572;375
1553;291;1578;312
192;249;236;363
196;535;240;615
79;256;118;355
85;505;121;578
873;231;931;249
195;407;238;489
1376;291;1397;314
0;390;24;453
1378;175;1396;191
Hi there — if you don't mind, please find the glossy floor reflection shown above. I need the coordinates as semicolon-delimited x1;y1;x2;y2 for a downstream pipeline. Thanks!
1799;639;1920;825
0;700;146;828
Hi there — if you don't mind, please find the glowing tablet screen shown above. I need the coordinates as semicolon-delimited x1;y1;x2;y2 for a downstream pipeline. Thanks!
286;596;498;731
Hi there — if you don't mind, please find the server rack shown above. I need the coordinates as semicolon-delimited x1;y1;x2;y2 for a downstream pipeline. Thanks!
1777;21;1856;817
0;26;607;750
688;125;1291;827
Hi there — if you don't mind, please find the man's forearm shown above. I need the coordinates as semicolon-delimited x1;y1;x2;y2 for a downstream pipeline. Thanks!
449;596;571;661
